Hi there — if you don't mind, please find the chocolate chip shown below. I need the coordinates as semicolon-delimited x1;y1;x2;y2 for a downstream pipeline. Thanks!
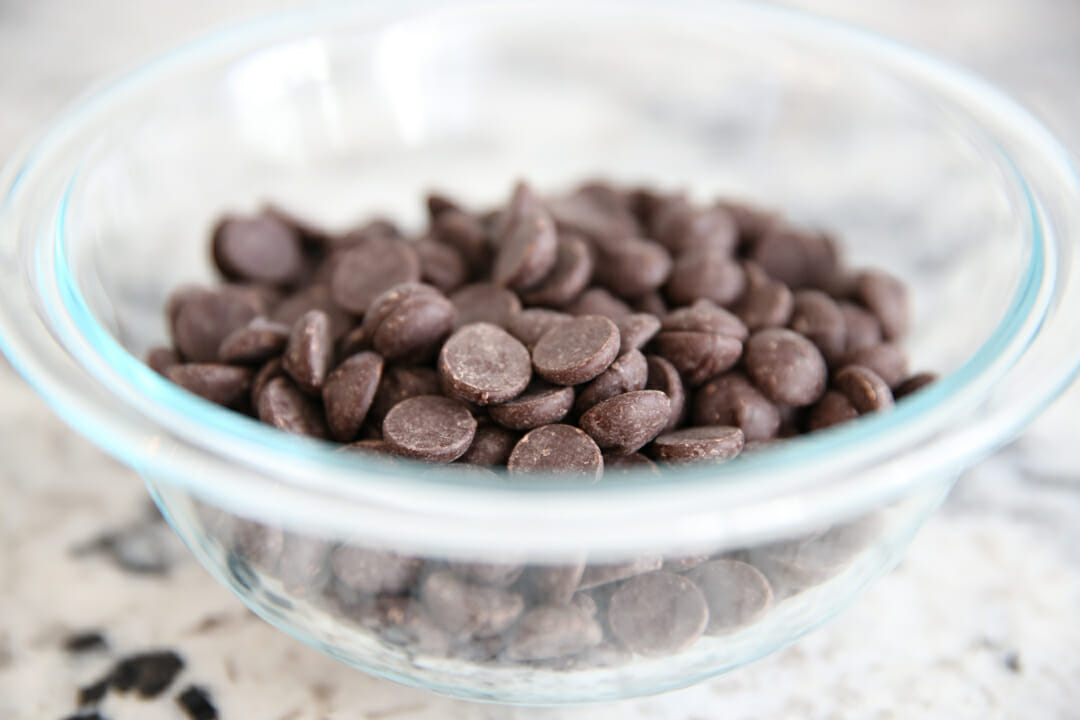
507;424;603;479
449;283;522;328
602;451;660;476
615;313;661;355
109;650;184;697
652;330;742;386
166;364;252;408
519;234;594;307
64;631;108;654
282;310;332;394
593;237;673;299
686;559;772;635
146;346;180;375
608;571;709;656
580;390;671;455
895;371;938;399
735;263;794;331
808;390;859;431
270;283;351;340
854;269;909;340
382;395;477;462
652;198;739;257
458;423;519;465
532;315;622;386
834;365;894;413
177;685;218;720
421;570;524;638
749;226;838;290
564;287;632;320
633;290;668;317
547;187;638;244
504;604;604;661
662;299;748;341
650;426;745;463
416;237;468;294
645;354;686;432
322;351;383;442
693;373;780;442
172;288;261;362
789;289;846;363
507;308;572;348
439;323;532;405
493;183;559;289
745;328;827;407
330;237;421;314
575;349;648;414
521;562;586;605
839;301;883;353
662;555;710;572
361;283;456;361
331;546;423;595
577;557;663;590
217;317;290;364
489;384;575;430
426;191;461;220
370;366;440;422
256;376;329;438
665;251;746;307
434;209;492;278
251;356;284;405
842;342;908;388
449;561;525;587
212;213;304;286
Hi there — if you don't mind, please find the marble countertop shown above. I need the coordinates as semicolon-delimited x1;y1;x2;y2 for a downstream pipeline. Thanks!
1;1;1079;718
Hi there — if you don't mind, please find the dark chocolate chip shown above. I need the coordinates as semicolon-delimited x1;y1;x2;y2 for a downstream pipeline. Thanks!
504;604;604;661
650;425;745;463
521;562;586;605
507;308;572;349
602;451;660;476
665;251;746;307
382;395;477;462
854;269;909;340
270;283;351;340
458;423;519;466
645;354;687;432
834;365;894;413
449;283;522;329
493;183;559;290
735;263;794;331
580;390;671;455
839;301;884;354
615;313;661;355
329;237;421;314
693;373;780;442
217;317;290;364
749;226;838;290
109;650;184;697
519;233;593;307
593;237;673;299
172;288;261;363
575;349;648;414
177;685;218;720
331;546;423;595
421;570;524;638
608;571;709;656
841;342;908;388
489;384;575;430
532;315;621;385
146;347;180;375
256;376;329;438
370;366;440;423
282;310;332;394
745;328;827;407
362;283;456;362
507;424;603;479
652;330;742;386
434;209;492;278
895;371;938;399
166;363;252;408
577;557;663;590
808;390;859;431
564;288;632;320
652;198;739;257
416;237;468;294
633;290;668;317
439;323;532;405
322;351;383;442
251;356;284;405
687;559;773;635
789;289;846;363
662;299;748;341
212;213;304;286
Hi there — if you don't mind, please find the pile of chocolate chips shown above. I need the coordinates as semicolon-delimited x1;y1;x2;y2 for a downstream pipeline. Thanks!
149;180;936;472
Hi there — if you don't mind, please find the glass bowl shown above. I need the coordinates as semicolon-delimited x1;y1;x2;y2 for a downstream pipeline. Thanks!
2;0;1080;706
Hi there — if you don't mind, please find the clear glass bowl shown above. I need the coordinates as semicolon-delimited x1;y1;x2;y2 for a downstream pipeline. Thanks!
2;0;1080;705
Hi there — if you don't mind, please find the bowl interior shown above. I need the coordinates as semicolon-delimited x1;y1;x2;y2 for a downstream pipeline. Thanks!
62;1;1029;379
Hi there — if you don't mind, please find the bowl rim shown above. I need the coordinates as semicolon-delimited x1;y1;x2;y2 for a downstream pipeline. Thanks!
2;0;1080;557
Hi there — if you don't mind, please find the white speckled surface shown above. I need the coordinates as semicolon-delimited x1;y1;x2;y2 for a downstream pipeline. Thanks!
1;1;1079;718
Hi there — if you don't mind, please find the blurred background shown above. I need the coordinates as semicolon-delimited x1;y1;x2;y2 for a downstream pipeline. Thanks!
1;1;1078;718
